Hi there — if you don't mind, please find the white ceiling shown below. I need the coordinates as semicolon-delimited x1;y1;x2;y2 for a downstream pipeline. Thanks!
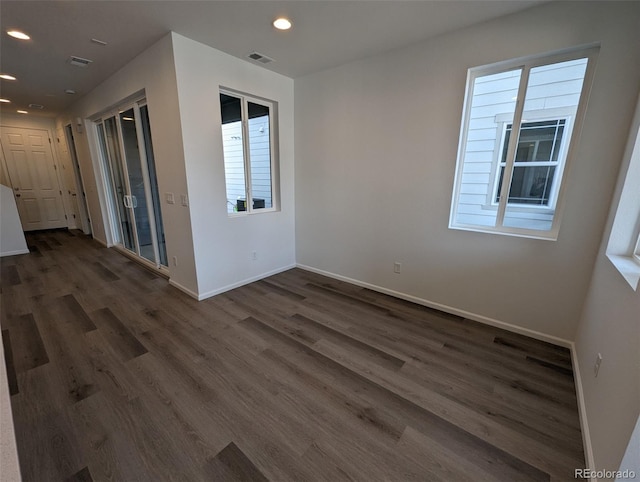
0;0;545;118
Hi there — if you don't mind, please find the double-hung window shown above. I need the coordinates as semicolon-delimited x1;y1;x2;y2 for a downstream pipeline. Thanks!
450;46;598;239
219;90;278;215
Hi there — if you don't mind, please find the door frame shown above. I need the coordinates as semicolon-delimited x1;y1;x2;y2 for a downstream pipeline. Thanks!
92;97;168;274
63;124;92;234
0;125;69;231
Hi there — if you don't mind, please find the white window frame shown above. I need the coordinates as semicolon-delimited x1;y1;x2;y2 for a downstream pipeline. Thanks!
219;89;279;216
491;117;570;209
449;45;599;240
605;92;640;290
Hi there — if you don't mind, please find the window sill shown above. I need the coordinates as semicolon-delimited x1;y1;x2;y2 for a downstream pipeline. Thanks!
480;203;555;214
607;254;640;291
449;223;558;241
227;207;278;217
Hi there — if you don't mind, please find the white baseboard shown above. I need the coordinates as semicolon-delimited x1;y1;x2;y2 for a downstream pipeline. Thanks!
168;264;298;301
168;279;200;300
0;248;29;257
297;263;572;348
296;263;597;477
571;342;596;480
195;264;297;301
92;237;109;248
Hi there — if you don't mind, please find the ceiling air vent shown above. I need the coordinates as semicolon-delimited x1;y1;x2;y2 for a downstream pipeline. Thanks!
247;51;274;64
68;56;93;68
28;103;44;110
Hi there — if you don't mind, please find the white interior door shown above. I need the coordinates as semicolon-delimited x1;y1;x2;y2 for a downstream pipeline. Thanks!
0;126;67;231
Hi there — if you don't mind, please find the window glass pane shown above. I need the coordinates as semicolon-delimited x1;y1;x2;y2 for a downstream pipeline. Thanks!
453;69;521;228
220;93;246;213
120;108;155;264
103;117;135;251
513;120;565;162
508;165;556;205
496;120;565;204
504;58;588;230
140;105;168;267
247;101;272;210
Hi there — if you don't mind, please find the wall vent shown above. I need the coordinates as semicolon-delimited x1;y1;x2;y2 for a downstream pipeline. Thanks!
247;51;274;64
68;56;93;67
28;103;44;110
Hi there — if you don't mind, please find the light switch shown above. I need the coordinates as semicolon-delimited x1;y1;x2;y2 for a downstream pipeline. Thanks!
165;192;175;204
181;194;189;207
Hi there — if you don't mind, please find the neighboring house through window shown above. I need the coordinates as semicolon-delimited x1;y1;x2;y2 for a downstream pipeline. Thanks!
450;46;598;239
219;90;278;215
494;118;567;206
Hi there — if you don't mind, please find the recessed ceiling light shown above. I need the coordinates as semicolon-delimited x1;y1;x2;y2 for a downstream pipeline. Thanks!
7;30;30;40
0;74;17;81
65;89;76;95
273;18;292;30
0;98;11;103
17;110;28;114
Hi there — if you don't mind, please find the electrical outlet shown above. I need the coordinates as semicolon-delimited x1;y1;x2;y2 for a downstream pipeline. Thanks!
594;353;603;377
252;251;257;261
172;256;178;267
394;262;401;274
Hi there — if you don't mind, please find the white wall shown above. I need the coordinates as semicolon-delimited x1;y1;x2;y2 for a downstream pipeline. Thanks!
0;327;21;482
171;33;295;299
616;415;640;481
0;184;28;257
57;33;199;294
575;93;640;477
294;1;640;341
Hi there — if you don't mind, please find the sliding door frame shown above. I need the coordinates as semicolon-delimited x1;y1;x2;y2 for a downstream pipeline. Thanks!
93;96;168;274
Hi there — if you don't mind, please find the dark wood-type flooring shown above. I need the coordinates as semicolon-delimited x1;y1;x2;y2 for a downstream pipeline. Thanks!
1;230;585;481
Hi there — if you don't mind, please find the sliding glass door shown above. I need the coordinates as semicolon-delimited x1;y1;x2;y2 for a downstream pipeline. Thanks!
96;100;167;270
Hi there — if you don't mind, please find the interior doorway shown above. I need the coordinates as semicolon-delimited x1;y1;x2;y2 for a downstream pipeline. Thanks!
0;126;67;231
63;124;92;234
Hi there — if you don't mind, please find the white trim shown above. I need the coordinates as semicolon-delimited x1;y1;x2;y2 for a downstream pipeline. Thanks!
571;341;596;481
92;237;109;248
219;88;278;215
168;278;200;300
0;248;29;257
450;45;599;240
296;263;597;476
296;263;572;347
606;254;640;291
194;264;297;301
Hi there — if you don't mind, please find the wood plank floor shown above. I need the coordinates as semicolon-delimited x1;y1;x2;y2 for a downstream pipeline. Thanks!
1;230;585;481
